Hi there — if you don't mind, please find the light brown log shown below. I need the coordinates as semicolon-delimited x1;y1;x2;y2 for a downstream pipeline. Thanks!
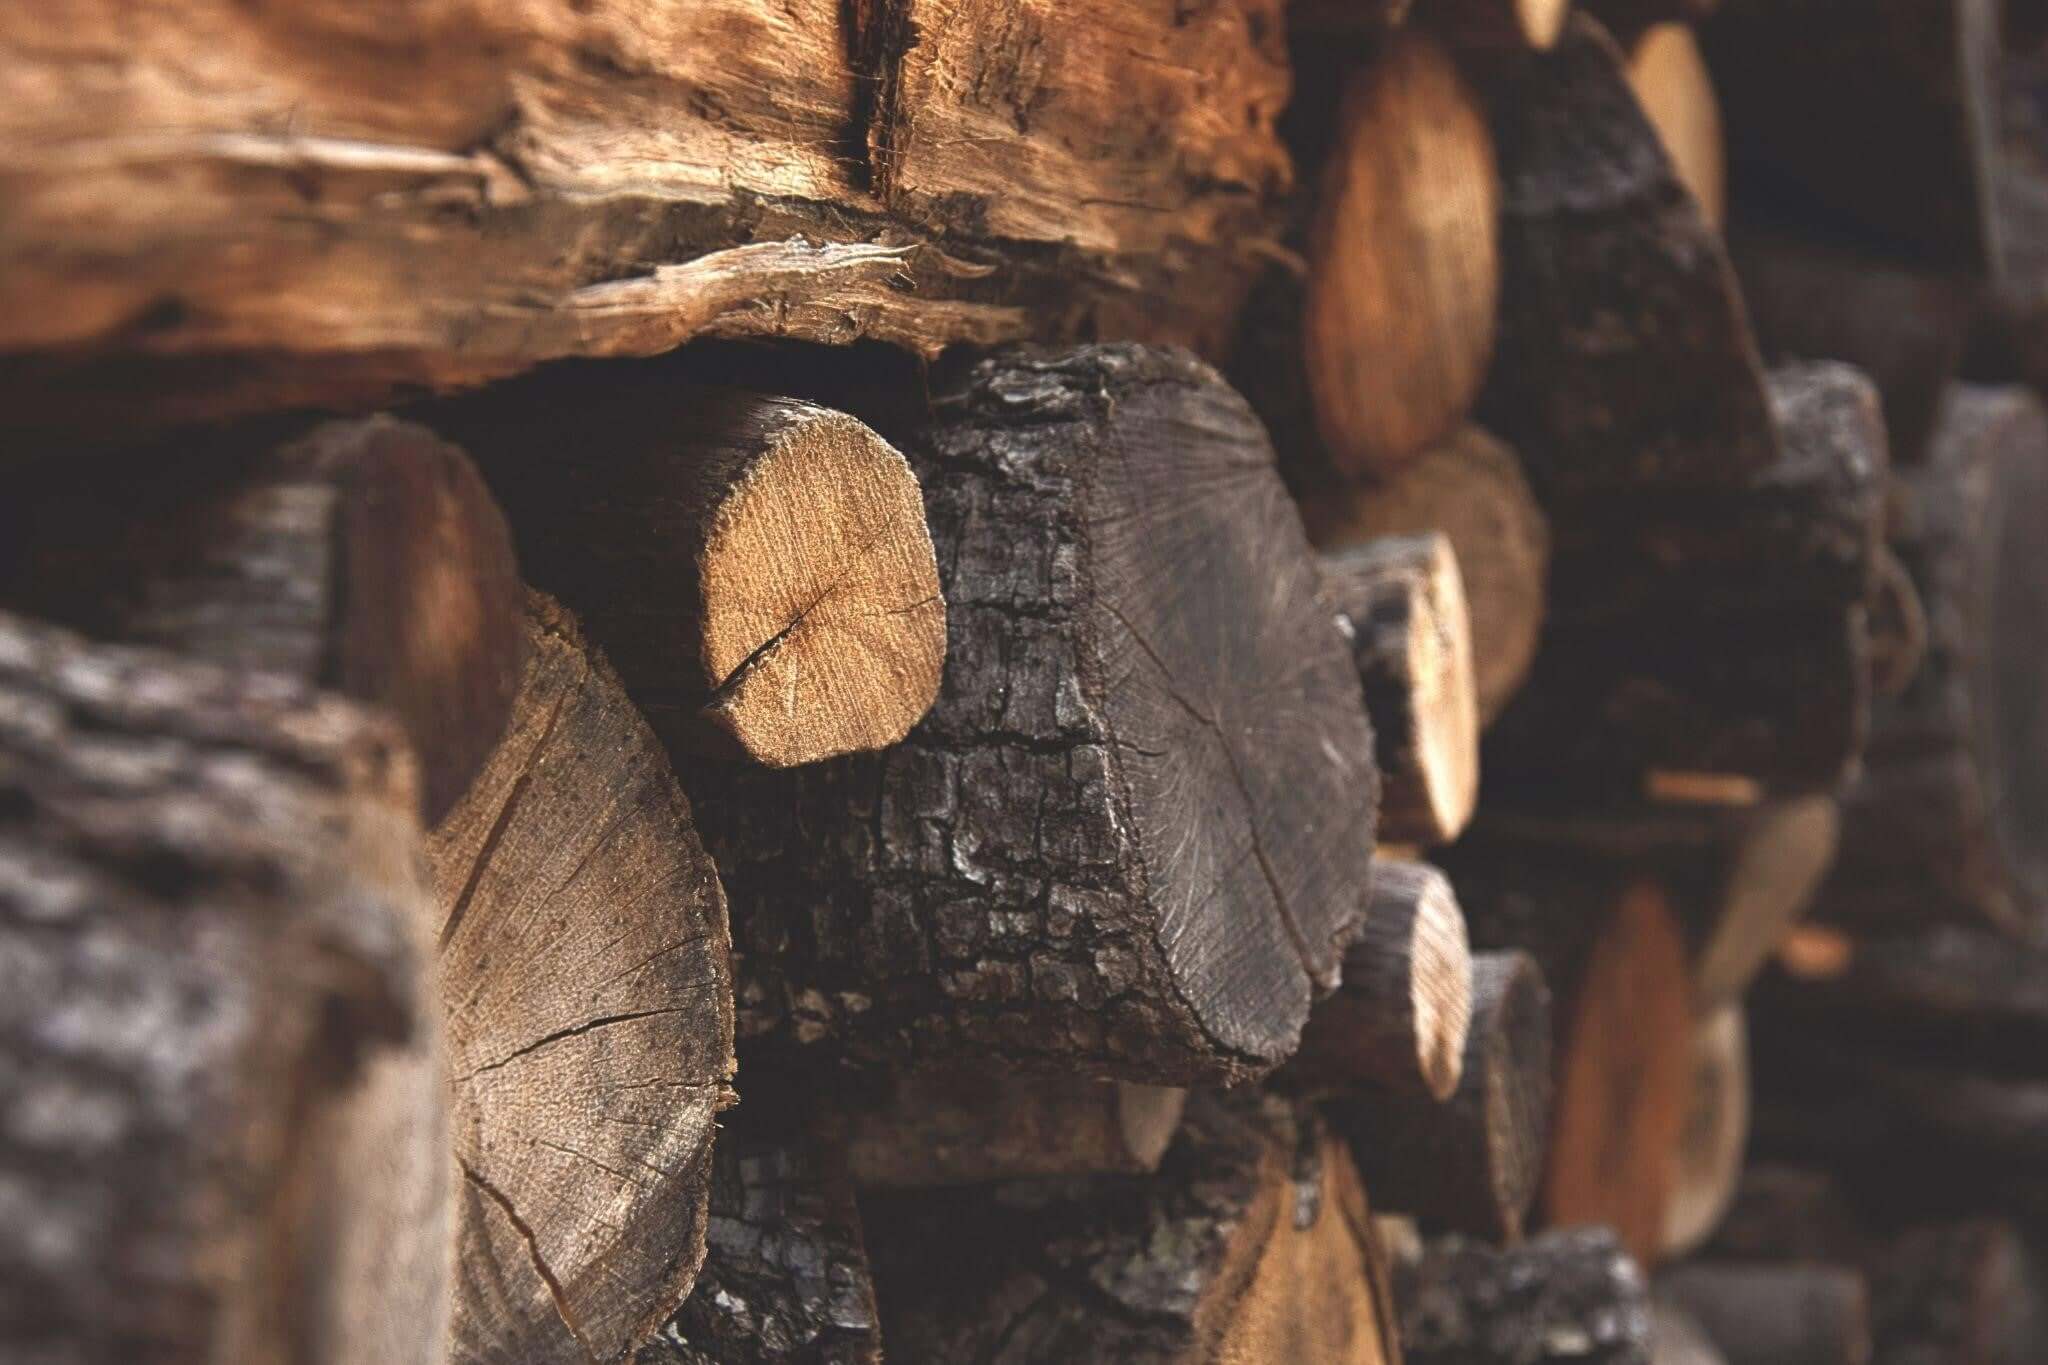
1425;0;1575;49
1625;23;1725;228
1301;424;1550;724
1397;1228;1655;1364
1328;949;1552;1242
1662;1005;1749;1258
843;1070;1186;1187
0;415;526;823
1543;883;1694;1267
0;610;450;1365
1659;1264;1872;1365
1321;534;1480;844
425;592;736;1365
1303;30;1499;476
441;376;946;768
1288;859;1474;1100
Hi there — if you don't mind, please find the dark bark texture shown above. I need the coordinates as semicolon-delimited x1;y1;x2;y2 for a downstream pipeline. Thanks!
1396;1227;1655;1365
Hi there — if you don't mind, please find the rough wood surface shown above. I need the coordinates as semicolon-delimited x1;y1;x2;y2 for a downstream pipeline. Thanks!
1322;534;1480;844
1396;1228;1654;1364
1663;1005;1749;1258
1625;23;1725;228
441;376;945;769
0;415;525;824
1660;1265;1872;1365
1652;1301;1729;1365
1301;424;1550;725
425;593;737;1365
1328;949;1552;1242
0;610;450;1365
0;0;1294;431
868;1092;1399;1364
696;344;1380;1084
844;1069;1186;1187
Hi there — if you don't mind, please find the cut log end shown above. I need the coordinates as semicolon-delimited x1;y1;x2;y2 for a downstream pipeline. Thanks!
1626;23;1726;229
1662;1005;1750;1258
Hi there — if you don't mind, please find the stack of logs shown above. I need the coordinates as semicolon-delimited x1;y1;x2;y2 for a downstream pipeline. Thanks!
1;0;2045;1362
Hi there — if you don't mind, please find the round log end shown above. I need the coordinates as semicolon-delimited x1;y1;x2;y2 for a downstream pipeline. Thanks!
1411;865;1477;1101
1661;1005;1750;1258
1474;950;1554;1240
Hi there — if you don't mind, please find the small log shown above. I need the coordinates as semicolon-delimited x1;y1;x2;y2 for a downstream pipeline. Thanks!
1652;1300;1730;1365
1396;1227;1655;1364
0;415;525;823
1327;949;1553;1241
1659;1264;1872;1365
1814;385;2048;934
1625;23;1726;227
843;1070;1186;1187
698;344;1381;1083
1288;859;1475;1100
868;1093;1400;1363
1867;1220;2046;1365
641;1128;881;1365
1302;30;1499;477
1301;424;1551;725
441;377;946;769
0;611;450;1364
1663;1005;1749;1258
1321;534;1480;844
1702;0;2003;269
425;593;737;1365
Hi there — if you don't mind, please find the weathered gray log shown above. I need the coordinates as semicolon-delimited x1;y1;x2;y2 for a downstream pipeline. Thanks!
1287;859;1474;1101
868;1092;1401;1363
0;415;525;823
0;0;1295;432
0;610;450;1365
1661;1264;1872;1365
696;344;1380;1084
425;593;737;1365
1326;949;1551;1242
1396;1228;1654;1364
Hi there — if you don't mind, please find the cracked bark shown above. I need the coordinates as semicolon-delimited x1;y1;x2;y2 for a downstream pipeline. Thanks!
693;344;1379;1085
0;609;451;1365
425;592;736;1365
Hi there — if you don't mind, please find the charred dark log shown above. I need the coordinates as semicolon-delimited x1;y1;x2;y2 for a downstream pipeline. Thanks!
1396;1227;1655;1364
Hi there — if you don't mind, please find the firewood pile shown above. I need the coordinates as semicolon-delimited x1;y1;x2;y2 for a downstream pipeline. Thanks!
3;0;2046;1361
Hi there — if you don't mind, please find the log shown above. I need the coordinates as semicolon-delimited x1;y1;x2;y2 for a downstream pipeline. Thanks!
440;375;947;768
0;415;526;824
425;592;737;1365
1396;1227;1655;1364
1813;385;2048;934
0;0;1293;431
1425;0;1574;50
1300;424;1551;725
1326;949;1553;1241
1287;859;1475;1100
843;1070;1187;1187
1321;534;1480;844
867;1093;1400;1364
1662;1005;1749;1258
641;1128;881;1365
1542;884;1694;1266
1660;1264;1872;1365
1701;0;2003;269
696;344;1381;1083
1652;1301;1729;1365
1586;0;1721;38
0;610;450;1364
1625;22;1725;228
1867;1220;2046;1365
1302;30;1499;477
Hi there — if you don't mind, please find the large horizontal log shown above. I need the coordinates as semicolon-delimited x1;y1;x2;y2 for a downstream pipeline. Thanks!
0;611;449;1364
0;0;1291;431
696;344;1380;1084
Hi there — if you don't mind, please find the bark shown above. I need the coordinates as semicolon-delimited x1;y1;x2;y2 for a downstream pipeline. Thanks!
424;593;737;1365
1625;23;1726;228
437;374;946;769
843;1070;1186;1187
696;344;1380;1084
868;1092;1400;1364
0;0;1293;432
1326;949;1552;1242
640;1130;881;1365
1814;385;2048;934
1322;534;1481;844
1660;1264;1873;1365
1701;0;2003;269
0;415;525;824
1662;1006;1749;1258
1300;424;1551;725
0;610;449;1365
1288;859;1474;1100
1396;1227;1655;1365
